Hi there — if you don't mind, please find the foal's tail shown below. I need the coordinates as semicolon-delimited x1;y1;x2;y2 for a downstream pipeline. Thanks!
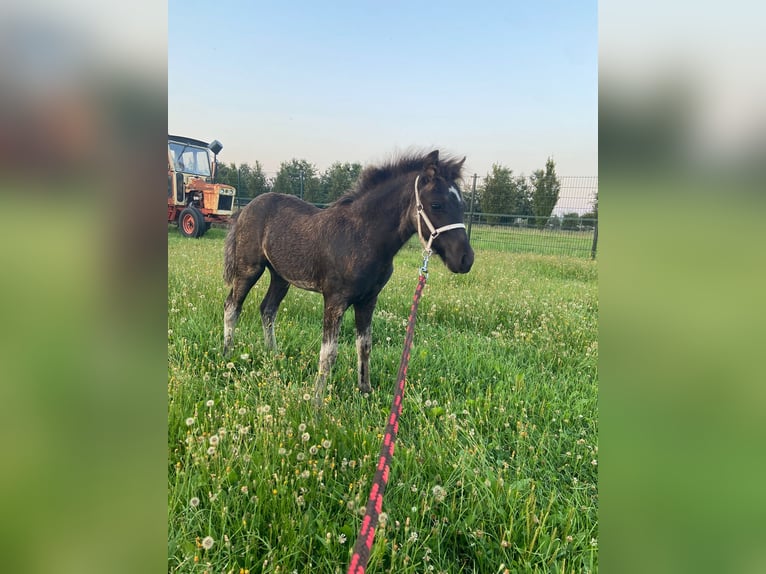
223;210;241;285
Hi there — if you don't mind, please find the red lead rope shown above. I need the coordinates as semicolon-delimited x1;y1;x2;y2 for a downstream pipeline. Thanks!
346;271;428;574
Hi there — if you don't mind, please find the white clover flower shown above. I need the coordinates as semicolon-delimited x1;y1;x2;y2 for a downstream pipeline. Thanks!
431;485;447;503
338;533;347;544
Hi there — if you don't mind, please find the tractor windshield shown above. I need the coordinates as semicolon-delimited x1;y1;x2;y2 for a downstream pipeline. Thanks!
169;142;212;177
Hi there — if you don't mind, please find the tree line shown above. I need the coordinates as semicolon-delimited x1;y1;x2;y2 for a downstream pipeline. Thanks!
214;159;363;205
215;156;596;227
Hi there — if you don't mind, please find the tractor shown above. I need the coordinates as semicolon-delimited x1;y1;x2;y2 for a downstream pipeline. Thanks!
168;135;236;237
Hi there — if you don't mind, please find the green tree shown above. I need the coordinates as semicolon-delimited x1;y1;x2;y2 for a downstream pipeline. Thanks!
480;165;534;224
320;162;363;203
480;164;514;224
271;159;320;201
240;161;270;198
531;158;561;228
509;175;534;224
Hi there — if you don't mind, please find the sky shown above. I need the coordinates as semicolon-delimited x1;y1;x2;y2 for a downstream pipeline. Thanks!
168;1;597;180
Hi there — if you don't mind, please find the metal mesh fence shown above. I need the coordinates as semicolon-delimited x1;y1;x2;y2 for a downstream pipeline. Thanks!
234;176;599;258
464;175;598;258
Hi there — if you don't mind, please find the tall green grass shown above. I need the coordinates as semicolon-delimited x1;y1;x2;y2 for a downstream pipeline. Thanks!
168;229;598;573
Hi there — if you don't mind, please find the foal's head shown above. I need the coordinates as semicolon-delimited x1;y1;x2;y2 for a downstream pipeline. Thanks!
416;150;475;274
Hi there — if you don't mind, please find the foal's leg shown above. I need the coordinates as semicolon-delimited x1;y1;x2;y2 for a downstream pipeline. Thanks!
353;298;377;394
314;297;348;407
260;270;290;351
223;265;265;356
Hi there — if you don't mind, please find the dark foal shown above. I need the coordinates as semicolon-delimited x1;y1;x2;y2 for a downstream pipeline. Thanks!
223;150;474;405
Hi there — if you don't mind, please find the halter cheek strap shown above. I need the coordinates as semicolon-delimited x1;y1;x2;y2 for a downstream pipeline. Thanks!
414;175;466;253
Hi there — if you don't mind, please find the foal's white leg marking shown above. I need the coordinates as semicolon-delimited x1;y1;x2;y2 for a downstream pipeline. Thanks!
261;317;277;351
356;325;372;394
314;339;339;406
223;301;238;355
448;185;463;204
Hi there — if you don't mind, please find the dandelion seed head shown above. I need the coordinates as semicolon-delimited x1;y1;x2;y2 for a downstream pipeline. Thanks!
185;417;195;426
201;536;214;550
189;497;200;507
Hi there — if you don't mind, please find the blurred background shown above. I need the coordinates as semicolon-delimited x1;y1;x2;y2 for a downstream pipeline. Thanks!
600;1;766;573
0;1;166;572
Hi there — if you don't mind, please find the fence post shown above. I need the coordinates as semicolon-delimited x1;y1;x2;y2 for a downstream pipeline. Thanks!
467;173;477;241
590;219;598;259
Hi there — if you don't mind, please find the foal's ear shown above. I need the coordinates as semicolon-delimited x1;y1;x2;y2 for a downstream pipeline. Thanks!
423;150;439;180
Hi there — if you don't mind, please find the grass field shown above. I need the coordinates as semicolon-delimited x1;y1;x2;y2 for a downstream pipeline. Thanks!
168;228;598;573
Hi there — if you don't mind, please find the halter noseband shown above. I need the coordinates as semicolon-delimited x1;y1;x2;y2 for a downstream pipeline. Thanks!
414;174;466;253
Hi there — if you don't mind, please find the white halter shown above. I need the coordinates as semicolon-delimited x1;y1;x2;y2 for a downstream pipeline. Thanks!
414;174;466;253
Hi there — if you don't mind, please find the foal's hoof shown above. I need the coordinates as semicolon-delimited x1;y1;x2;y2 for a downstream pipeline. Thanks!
358;385;372;396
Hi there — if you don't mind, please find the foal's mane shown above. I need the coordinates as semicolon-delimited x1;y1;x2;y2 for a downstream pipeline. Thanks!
333;151;464;206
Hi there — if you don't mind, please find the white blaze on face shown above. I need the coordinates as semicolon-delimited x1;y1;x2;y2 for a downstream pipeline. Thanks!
449;185;462;205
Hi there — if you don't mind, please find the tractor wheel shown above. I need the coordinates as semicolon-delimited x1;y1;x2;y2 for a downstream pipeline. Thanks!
179;207;205;238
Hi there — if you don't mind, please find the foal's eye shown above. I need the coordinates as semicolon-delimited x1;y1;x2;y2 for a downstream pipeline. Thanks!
430;202;443;210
